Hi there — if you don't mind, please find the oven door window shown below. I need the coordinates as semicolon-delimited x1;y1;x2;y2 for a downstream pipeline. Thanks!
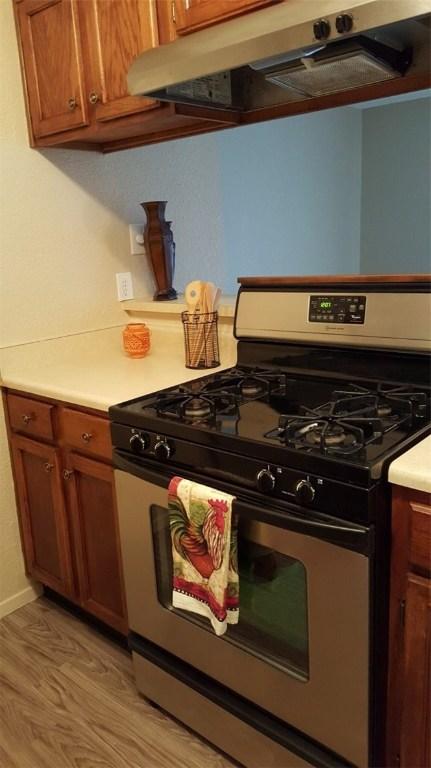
151;505;309;680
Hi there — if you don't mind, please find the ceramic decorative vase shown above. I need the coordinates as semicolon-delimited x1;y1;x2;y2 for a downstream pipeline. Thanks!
122;323;151;358
140;201;177;301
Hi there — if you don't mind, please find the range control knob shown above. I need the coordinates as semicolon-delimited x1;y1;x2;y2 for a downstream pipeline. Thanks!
335;13;353;33
129;432;148;454
256;468;276;494
154;439;173;461
295;479;316;505
313;18;331;40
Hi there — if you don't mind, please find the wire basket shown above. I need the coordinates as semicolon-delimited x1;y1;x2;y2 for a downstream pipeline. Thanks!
181;311;220;369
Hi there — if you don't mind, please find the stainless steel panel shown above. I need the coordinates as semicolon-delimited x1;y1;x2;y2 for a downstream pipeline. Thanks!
235;290;431;350
133;652;314;768
128;0;429;97
116;470;370;767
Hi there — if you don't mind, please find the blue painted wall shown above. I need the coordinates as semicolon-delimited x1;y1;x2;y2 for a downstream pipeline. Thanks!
360;98;431;274
217;107;362;291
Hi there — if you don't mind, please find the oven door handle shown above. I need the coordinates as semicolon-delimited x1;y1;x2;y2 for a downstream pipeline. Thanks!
113;450;372;555
234;499;372;555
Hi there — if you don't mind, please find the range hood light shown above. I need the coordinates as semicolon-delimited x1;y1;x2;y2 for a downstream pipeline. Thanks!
263;37;412;98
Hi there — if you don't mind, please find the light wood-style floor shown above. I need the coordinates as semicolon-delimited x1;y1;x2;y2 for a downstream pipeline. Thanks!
0;597;236;768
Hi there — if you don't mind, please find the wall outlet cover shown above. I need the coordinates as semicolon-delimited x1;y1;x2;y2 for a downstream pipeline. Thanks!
116;272;134;301
129;223;146;256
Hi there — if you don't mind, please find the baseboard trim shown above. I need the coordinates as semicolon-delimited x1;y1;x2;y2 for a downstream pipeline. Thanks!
0;583;42;619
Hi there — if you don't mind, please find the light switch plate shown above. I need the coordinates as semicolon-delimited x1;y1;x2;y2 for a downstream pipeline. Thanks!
129;223;146;255
116;272;134;301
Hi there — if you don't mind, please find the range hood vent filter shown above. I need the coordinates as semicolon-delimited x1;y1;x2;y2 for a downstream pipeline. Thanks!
264;37;412;98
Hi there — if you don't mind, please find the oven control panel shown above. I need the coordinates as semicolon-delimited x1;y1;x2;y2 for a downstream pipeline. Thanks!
309;295;366;324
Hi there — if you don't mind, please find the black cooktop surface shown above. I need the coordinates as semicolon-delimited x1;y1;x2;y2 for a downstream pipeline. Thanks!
111;365;430;471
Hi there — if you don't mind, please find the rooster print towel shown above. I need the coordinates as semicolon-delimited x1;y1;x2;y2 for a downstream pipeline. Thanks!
168;477;239;636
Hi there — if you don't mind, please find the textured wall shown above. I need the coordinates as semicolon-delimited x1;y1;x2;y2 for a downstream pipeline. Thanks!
219;111;362;288
360;98;431;274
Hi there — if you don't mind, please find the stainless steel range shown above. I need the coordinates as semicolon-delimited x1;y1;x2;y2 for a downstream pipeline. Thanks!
110;275;431;768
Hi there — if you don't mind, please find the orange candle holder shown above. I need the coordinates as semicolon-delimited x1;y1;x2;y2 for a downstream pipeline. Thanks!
122;323;151;358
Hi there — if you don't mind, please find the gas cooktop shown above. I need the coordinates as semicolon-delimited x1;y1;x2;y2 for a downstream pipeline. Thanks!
110;364;430;482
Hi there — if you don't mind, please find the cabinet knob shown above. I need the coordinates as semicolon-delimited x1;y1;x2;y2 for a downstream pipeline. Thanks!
62;469;74;480
67;97;77;111
43;462;54;473
81;432;93;443
89;91;99;105
22;414;33;425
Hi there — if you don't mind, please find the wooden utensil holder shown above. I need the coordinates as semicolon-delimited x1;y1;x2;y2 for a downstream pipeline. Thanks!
182;311;220;369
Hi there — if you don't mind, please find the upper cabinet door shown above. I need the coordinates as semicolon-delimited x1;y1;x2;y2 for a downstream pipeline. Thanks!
176;0;280;35
15;0;89;137
80;0;160;122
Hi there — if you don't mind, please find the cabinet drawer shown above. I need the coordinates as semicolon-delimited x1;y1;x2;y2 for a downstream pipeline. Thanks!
410;502;431;575
7;393;55;440
60;409;111;460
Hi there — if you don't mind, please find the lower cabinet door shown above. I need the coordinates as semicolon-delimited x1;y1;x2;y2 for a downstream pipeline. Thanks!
11;435;74;596
65;452;127;633
401;573;431;768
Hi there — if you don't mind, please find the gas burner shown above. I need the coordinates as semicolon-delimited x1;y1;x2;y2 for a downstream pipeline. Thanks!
304;423;353;448
377;404;393;418
183;397;213;419
240;377;267;398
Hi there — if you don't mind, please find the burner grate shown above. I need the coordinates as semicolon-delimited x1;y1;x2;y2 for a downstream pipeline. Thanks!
271;402;384;456
200;366;288;400
332;383;427;420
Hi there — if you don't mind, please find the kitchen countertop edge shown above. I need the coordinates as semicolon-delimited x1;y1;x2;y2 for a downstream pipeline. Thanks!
388;435;431;494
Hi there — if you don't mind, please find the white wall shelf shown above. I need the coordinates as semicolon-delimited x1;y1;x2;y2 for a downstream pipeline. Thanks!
122;295;236;318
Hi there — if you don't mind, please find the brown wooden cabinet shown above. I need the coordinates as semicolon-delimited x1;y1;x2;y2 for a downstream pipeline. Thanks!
65;452;127;634
15;0;89;138
78;0;160;122
386;486;431;768
4;390;128;635
175;0;279;35
10;434;75;598
13;0;236;152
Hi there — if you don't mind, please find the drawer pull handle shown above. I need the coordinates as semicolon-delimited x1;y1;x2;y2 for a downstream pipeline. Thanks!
81;432;93;443
22;414;33;424
89;91;100;105
43;463;54;473
62;469;74;480
68;97;77;111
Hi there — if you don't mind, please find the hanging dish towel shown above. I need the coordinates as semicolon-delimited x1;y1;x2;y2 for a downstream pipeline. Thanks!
168;476;239;636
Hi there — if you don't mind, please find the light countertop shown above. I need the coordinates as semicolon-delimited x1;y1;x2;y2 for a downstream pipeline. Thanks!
0;321;237;412
388;435;431;494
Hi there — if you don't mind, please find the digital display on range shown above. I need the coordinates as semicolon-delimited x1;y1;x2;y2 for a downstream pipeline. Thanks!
308;295;366;324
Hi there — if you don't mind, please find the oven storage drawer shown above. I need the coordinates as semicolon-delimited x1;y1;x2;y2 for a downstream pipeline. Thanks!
115;465;372;767
130;635;353;768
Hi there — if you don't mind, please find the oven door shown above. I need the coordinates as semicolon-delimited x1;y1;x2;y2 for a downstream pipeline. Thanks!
115;459;372;768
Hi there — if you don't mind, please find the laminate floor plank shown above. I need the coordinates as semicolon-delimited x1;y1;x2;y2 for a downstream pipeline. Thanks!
0;597;236;768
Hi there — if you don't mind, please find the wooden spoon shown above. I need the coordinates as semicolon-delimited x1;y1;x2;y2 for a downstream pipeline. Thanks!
203;282;217;314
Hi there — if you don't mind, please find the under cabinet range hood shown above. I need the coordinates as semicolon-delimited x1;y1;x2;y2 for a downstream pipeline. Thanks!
128;0;431;111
